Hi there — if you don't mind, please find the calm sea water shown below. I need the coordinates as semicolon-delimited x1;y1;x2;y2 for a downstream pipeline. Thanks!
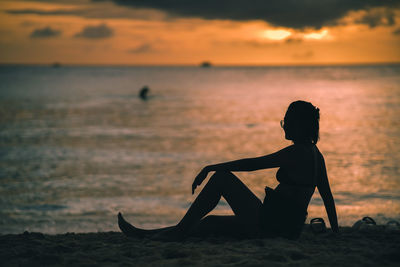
0;65;399;234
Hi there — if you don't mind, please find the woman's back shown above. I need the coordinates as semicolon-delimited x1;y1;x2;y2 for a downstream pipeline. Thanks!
277;144;322;187
273;144;323;214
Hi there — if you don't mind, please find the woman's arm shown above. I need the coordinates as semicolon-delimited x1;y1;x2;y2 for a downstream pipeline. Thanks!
206;145;294;172
316;155;339;233
191;146;295;194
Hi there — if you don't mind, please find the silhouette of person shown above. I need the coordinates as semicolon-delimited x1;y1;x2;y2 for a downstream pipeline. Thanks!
118;100;339;240
139;86;149;100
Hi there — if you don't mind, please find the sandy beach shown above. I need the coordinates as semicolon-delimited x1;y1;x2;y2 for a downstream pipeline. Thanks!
1;226;399;267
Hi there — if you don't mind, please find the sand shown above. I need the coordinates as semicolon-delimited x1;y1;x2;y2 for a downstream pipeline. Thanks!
1;226;399;267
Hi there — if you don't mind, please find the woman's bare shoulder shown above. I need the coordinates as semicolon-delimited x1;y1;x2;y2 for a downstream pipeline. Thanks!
273;144;306;166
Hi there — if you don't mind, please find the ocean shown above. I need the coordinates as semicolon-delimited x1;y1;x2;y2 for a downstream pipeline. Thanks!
0;65;399;234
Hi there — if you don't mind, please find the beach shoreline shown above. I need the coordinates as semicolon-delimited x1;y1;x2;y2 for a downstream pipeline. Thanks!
1;226;399;266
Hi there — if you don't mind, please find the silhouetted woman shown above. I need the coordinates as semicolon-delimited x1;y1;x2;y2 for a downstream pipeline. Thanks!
118;100;339;239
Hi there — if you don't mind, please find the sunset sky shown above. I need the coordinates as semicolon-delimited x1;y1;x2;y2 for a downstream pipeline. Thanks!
1;0;400;65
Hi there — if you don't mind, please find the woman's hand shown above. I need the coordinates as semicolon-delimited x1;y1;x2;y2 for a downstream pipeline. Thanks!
192;167;210;194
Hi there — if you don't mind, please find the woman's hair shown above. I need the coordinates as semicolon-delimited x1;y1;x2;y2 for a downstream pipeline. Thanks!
284;100;320;144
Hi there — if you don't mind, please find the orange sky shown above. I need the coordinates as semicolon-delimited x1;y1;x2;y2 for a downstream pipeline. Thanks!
0;0;399;65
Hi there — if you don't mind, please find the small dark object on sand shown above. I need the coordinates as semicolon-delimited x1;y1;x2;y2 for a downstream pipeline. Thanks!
310;218;327;234
139;86;150;100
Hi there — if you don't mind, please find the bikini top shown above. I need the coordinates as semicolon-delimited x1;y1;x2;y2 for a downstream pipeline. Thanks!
276;145;319;188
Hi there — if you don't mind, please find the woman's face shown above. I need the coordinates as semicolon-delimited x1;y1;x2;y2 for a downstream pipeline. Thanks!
283;110;295;141
282;113;290;140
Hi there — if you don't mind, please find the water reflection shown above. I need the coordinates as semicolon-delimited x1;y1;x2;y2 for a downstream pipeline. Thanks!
0;65;399;233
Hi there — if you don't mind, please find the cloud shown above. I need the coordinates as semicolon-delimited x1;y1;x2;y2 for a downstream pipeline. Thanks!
74;24;114;39
6;0;400;29
355;8;396;28
285;38;303;44
109;0;400;29
30;26;61;38
7;8;82;16
128;44;154;53
5;5;164;20
393;28;400;35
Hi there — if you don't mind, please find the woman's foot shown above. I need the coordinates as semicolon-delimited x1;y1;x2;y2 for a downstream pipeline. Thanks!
118;212;146;238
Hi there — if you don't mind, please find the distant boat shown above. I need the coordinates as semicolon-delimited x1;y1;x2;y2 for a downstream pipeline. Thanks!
200;61;212;68
51;62;61;68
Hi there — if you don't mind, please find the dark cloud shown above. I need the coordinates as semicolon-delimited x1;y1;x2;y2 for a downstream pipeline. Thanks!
6;0;400;29
74;24;114;39
128;44;153;53
5;6;163;20
355;8;396;28
7;8;82;16
393;28;400;35
30;26;61;38
109;0;400;29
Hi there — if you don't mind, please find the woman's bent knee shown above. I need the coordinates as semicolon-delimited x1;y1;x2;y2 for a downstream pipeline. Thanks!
212;171;234;182
208;171;240;189
214;170;232;176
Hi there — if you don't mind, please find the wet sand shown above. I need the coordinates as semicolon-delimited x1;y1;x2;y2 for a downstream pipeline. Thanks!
1;226;399;266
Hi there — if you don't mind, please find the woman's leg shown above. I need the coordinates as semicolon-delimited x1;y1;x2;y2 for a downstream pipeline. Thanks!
118;171;262;238
118;212;175;238
177;171;263;235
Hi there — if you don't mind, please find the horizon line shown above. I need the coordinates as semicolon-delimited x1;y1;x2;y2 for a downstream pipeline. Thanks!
1;61;400;67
